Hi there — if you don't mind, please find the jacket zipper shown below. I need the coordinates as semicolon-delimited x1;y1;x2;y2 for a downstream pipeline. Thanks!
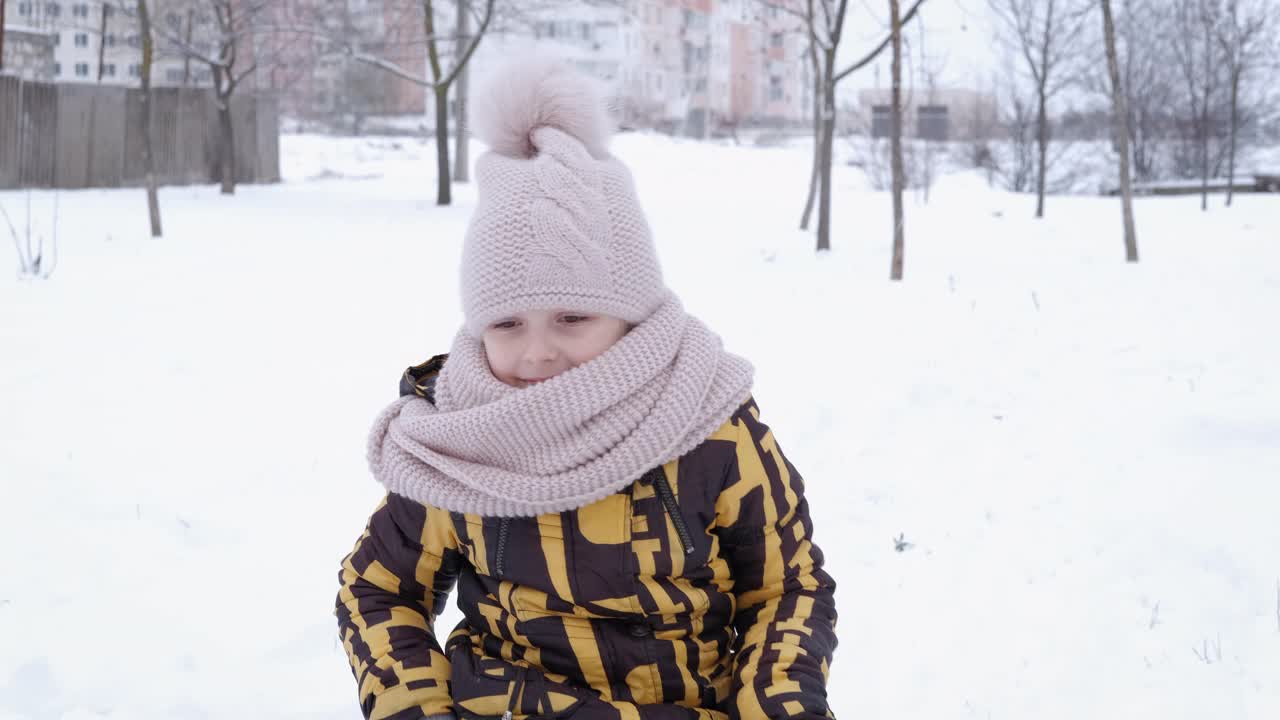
497;470;692;577
652;470;695;556
495;517;511;579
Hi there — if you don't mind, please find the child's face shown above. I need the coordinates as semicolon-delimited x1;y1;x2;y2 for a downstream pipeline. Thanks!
481;309;630;388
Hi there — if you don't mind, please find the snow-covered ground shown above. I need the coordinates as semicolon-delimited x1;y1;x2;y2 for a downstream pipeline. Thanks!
2;131;1277;720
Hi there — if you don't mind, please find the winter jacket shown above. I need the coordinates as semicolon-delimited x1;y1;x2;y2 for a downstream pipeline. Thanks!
336;355;838;720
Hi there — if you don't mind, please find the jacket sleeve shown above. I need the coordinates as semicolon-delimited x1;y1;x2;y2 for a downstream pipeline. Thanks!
715;398;839;720
336;492;465;720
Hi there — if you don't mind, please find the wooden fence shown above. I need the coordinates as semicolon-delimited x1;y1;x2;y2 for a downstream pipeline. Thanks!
0;76;279;190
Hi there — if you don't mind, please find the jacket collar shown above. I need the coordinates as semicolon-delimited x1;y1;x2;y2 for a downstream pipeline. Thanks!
399;354;448;403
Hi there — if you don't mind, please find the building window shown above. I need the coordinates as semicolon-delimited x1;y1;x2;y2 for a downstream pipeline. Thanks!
770;32;783;48
75;33;89;48
104;4;113;17
129;64;141;78
769;76;783;102
17;2;31;17
128;35;140;48
166;68;183;83
54;62;62;76
103;64;116;77
917;105;950;141
75;62;90;77
106;34;116;47
73;3;89;17
53;32;61;46
48;2;62;17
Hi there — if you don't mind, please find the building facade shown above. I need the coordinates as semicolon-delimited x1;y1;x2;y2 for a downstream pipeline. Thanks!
449;0;811;135
8;0;812;132
7;0;207;85
2;23;58;80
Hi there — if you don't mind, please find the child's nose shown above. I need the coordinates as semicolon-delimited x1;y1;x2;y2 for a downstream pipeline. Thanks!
524;336;558;364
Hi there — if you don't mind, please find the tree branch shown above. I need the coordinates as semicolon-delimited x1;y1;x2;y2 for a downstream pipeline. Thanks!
833;0;927;82
350;51;431;87
440;0;494;87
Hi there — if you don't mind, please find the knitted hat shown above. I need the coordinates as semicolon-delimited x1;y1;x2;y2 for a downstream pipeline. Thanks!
460;56;668;338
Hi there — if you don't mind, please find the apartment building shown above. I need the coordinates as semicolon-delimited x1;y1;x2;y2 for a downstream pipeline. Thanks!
6;0;211;85
442;0;812;134
7;0;811;131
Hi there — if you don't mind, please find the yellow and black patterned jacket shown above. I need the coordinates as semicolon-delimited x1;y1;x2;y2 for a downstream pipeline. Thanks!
337;355;838;720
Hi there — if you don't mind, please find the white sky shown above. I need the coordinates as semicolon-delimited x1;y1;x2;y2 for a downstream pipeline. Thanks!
836;0;998;93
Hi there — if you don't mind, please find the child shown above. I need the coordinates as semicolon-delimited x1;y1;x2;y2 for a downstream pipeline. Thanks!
336;57;837;720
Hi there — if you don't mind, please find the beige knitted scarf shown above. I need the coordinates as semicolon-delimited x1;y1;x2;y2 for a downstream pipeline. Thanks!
367;293;754;517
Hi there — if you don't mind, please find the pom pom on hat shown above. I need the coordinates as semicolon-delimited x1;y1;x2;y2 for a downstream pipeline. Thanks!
472;55;615;160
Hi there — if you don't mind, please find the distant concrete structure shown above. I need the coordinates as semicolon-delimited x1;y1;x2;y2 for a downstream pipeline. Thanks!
854;87;998;140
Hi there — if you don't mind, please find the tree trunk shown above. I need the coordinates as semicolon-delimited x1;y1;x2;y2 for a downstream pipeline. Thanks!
1226;69;1239;207
96;4;108;82
800;37;821;231
800;147;819;231
1035;87;1047;219
701;23;712;141
218;93;235;195
183;9;194;85
435;85;452;206
0;0;7;74
1101;0;1138;262
86;3;109;184
138;0;162;237
889;0;905;280
453;0;470;183
1199;18;1210;212
816;70;835;252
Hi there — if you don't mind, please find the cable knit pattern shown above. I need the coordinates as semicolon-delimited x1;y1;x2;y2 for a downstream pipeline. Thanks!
367;293;754;517
459;58;666;338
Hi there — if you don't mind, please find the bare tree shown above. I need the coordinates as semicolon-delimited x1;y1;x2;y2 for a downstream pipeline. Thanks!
182;8;194;85
889;0;905;281
142;0;288;195
96;4;110;82
2;192;60;280
1100;0;1138;262
996;86;1037;192
805;0;927;251
1115;0;1177;181
422;0;491;204
1080;0;1177;181
0;0;7;74
755;2;821;230
137;0;161;237
338;0;494;205
1216;0;1269;206
988;0;1090;218
800;22;821;229
453;0;471;183
1171;0;1223;210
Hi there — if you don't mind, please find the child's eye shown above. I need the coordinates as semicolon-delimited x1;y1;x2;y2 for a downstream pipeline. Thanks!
491;320;518;330
562;315;592;324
